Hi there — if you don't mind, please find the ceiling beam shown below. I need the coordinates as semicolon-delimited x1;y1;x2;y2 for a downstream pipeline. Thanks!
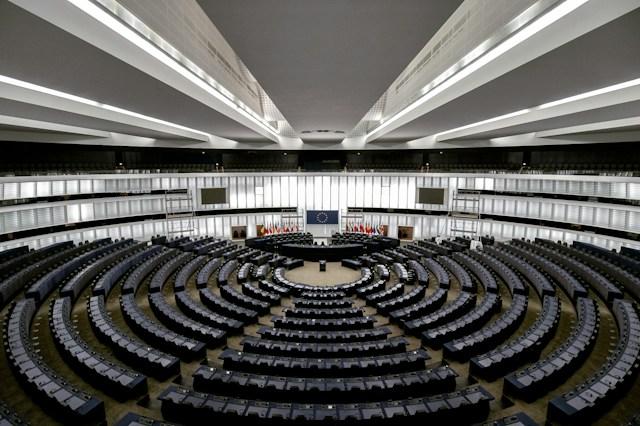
365;0;640;143
433;78;640;142
9;0;289;144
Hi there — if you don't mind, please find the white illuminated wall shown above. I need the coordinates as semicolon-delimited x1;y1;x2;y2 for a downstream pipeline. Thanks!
1;172;639;251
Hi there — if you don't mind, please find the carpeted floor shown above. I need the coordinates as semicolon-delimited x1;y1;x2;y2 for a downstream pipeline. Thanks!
284;261;361;286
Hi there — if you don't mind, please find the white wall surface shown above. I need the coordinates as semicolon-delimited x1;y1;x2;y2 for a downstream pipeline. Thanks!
1;172;639;251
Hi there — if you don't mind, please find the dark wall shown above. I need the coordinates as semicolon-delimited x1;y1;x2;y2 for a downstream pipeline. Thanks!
0;141;638;173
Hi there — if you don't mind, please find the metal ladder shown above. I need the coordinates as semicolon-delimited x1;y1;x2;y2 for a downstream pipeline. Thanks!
164;189;196;237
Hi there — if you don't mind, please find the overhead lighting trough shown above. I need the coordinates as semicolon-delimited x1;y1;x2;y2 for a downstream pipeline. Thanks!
366;0;590;141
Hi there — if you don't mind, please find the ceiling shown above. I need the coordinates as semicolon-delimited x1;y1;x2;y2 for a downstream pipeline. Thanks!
1;0;639;150
382;8;640;141
196;0;463;141
0;0;264;143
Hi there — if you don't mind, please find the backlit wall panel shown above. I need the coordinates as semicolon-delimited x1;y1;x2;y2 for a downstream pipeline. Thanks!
1;173;639;250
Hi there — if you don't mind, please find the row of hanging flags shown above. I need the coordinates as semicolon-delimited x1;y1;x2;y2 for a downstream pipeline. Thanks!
259;222;301;236
345;222;386;235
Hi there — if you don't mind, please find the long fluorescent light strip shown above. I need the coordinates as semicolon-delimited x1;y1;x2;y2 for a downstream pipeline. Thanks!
434;108;531;139
433;77;640;139
0;74;212;139
367;0;590;139
65;0;280;138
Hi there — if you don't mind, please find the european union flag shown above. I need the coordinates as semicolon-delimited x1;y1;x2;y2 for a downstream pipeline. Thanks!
306;210;339;225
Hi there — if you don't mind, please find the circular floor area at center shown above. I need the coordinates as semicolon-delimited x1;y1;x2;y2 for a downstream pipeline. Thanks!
284;261;362;286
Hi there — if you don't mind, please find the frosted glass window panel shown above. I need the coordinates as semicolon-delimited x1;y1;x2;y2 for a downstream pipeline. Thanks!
215;217;223;237
528;180;540;192
398;177;408;209
568;181;581;195
3;211;18;232
502;223;514;238
66;180;79;195
314;176;322;210
245;178;256;208
94;202;106;219
596;182;611;198
52;206;66;224
106;202;119;218
556;181;568;194
105;180;117;192
67;204;80;223
226;177;236;208
303;177;312;210
222;217;231;238
550;230;564;241
582;181;595;197
330;176;339;210
566;205;580;223
80;203;94;221
20;182;35;199
289;176;298;208
380;185;390;208
629;212;640;232
524;226;538;240
117;179;129;192
389;177;399;209
120;226;132;239
129;200;142;215
141;178;152;191
337;176;347;212
594;208;609;227
131;223;144;239
51;181;65;196
553;204;566;222
272;176;282;207
540;180;553;193
322;176;331;210
629;183;640;200
363;177;373;208
611;210;627;230
484;178;495;191
581;206;594;224
540;203;552;220
119;202;131;217
265;177;274;207
37;181;51;197
280;176;289;207
82;230;96;242
36;207;51;228
80;180;92;193
479;198;489;213
372;177;381;208
90;179;103;193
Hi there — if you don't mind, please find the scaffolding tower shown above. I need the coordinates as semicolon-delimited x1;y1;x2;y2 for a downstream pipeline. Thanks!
448;189;481;239
165;189;196;237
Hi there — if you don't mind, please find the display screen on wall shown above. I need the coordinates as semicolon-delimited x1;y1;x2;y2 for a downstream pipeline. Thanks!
201;188;227;204
417;188;446;204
